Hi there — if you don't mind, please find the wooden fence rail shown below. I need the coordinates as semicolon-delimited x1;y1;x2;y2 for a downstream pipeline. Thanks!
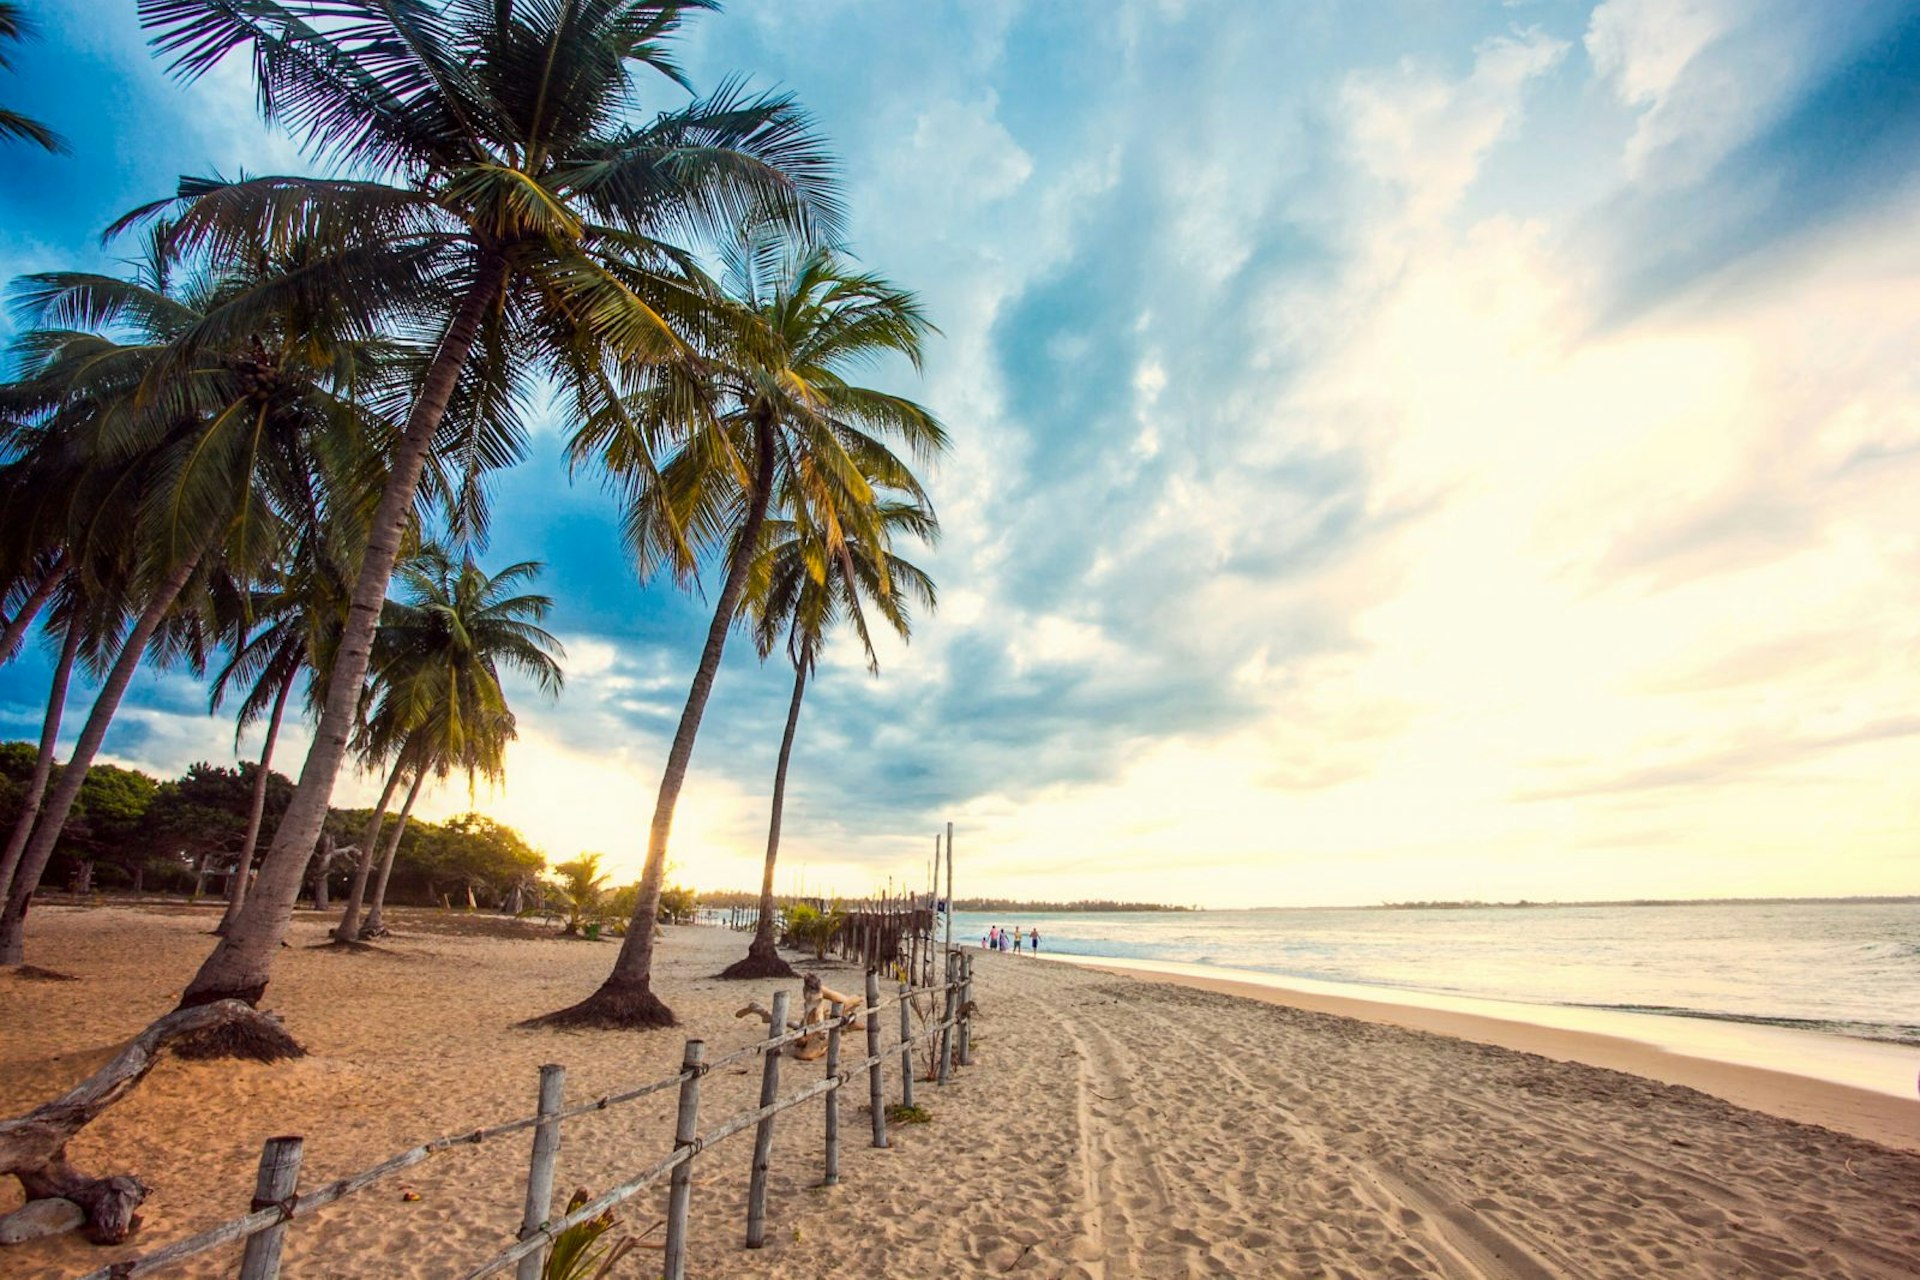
74;965;970;1280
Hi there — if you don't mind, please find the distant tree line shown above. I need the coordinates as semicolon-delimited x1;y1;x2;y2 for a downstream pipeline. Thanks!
0;742;542;909
953;898;1194;913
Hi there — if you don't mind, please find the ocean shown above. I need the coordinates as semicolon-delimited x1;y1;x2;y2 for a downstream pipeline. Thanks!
952;900;1920;1047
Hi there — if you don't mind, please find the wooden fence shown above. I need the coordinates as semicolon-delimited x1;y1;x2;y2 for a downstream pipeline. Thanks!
73;955;977;1280
726;895;945;987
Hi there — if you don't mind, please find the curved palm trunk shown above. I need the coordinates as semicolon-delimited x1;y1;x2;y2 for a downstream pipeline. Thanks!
721;660;806;980
358;768;424;938
216;661;298;935
532;407;779;1028
180;256;508;1011
0;553;69;665
333;758;405;942
0;621;82;904
0;552;202;965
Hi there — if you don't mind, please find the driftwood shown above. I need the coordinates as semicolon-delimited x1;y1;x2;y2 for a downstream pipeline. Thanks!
733;976;866;1063
307;836;350;912
0;1001;292;1244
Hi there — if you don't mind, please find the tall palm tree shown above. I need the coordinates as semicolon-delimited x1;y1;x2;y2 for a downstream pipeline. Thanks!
0;424;141;906
347;547;562;939
533;242;944;1028
330;738;412;943
138;0;841;1015
0;572;110;904
340;739;428;939
721;497;937;979
206;512;356;934
0;3;64;152
0;243;378;965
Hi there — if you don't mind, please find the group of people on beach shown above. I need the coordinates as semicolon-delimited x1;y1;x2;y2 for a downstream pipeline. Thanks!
984;925;1039;954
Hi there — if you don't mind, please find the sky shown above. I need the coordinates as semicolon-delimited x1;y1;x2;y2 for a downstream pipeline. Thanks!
1;0;1917;908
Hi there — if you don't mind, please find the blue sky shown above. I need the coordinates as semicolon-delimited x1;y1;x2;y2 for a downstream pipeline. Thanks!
3;1;1918;906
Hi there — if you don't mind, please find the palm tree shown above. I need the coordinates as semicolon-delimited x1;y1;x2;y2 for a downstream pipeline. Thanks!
0;421;145;906
205;514;356;934
330;740;412;943
533;241;944;1028
0;574;101;904
139;0;841;1015
0;3;64;152
721;497;937;979
0;243;377;965
353;548;562;938
345;742;429;939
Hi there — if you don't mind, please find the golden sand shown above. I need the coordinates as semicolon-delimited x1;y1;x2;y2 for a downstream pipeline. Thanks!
3;904;1918;1278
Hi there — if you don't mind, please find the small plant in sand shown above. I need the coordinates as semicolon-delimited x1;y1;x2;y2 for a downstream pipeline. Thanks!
550;855;611;938
542;1188;649;1280
906;988;943;1081
886;1103;931;1125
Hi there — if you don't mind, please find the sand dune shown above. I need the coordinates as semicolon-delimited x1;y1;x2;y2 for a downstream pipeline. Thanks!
3;904;1918;1278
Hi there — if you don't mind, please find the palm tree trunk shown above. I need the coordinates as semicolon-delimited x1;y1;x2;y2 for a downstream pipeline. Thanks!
334;758;405;943
0;621;82;904
180;255;509;1011
358;768;424;938
0;553;68;665
0;552;202;965
216;660;297;935
721;659;806;980
531;406;779;1027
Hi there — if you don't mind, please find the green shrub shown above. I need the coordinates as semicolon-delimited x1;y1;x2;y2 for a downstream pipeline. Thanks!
542;1188;642;1280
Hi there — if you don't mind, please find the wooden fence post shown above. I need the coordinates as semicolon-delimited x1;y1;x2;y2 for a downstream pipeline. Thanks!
958;953;974;1067
237;1135;303;1280
897;981;916;1110
938;952;956;1085
823;1001;842;1186
745;989;789;1248
514;1063;565;1280
865;969;888;1149
663;1039;705;1280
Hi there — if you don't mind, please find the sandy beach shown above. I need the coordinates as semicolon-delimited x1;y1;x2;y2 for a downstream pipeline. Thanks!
4;904;1919;1279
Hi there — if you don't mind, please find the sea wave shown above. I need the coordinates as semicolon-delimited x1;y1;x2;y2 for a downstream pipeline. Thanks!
1563;1003;1920;1047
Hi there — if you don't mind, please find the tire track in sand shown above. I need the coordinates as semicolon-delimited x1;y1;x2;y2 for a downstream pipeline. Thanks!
1116;988;1571;1280
1050;989;1190;1275
1422;1080;1920;1280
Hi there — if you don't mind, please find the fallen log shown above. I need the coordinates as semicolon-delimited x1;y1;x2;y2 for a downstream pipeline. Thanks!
734;975;867;1062
0;1001;296;1245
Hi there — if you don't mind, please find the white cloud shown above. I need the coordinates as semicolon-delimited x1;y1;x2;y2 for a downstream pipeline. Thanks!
1586;0;1731;110
884;93;1033;221
1581;0;1865;189
1585;0;1748;181
1342;28;1569;224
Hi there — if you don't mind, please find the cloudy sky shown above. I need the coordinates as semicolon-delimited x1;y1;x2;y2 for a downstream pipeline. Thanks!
2;0;1917;907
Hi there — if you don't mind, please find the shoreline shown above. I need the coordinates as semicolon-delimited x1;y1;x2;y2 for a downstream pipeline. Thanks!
1027;948;1920;1152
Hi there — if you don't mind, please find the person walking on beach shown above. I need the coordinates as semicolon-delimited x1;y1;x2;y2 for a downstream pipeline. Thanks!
1031;927;1041;953
1013;927;1023;955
